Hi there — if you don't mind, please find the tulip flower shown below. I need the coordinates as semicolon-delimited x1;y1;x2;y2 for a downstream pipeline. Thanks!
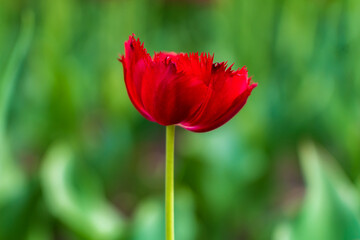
119;34;257;240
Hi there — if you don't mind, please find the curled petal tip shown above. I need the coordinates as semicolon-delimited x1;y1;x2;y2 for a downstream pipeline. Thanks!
250;82;258;89
118;54;125;62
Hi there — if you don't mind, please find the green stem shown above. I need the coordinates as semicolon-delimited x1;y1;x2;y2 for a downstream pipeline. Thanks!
165;125;175;240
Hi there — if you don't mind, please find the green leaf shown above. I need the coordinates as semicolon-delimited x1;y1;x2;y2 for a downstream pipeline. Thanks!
0;10;34;208
273;141;360;240
40;142;126;240
0;10;34;133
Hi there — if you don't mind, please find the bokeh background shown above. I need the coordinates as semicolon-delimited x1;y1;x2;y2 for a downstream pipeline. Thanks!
1;0;360;239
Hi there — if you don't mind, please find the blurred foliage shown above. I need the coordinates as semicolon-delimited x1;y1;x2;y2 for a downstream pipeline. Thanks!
273;141;360;240
0;0;360;239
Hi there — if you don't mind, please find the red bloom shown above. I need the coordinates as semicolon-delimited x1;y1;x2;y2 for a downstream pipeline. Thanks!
119;35;257;132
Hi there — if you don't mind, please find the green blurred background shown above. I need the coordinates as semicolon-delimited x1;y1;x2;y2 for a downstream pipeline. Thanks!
1;0;360;239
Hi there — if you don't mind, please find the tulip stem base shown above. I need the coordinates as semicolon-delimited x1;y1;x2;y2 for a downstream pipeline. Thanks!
165;125;175;240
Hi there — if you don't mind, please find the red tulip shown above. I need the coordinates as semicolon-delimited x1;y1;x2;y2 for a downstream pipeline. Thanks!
119;35;257;132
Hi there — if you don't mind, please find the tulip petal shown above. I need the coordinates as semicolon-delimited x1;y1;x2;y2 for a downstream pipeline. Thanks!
179;65;257;132
175;52;214;87
119;35;154;121
180;84;257;132
140;59;208;126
